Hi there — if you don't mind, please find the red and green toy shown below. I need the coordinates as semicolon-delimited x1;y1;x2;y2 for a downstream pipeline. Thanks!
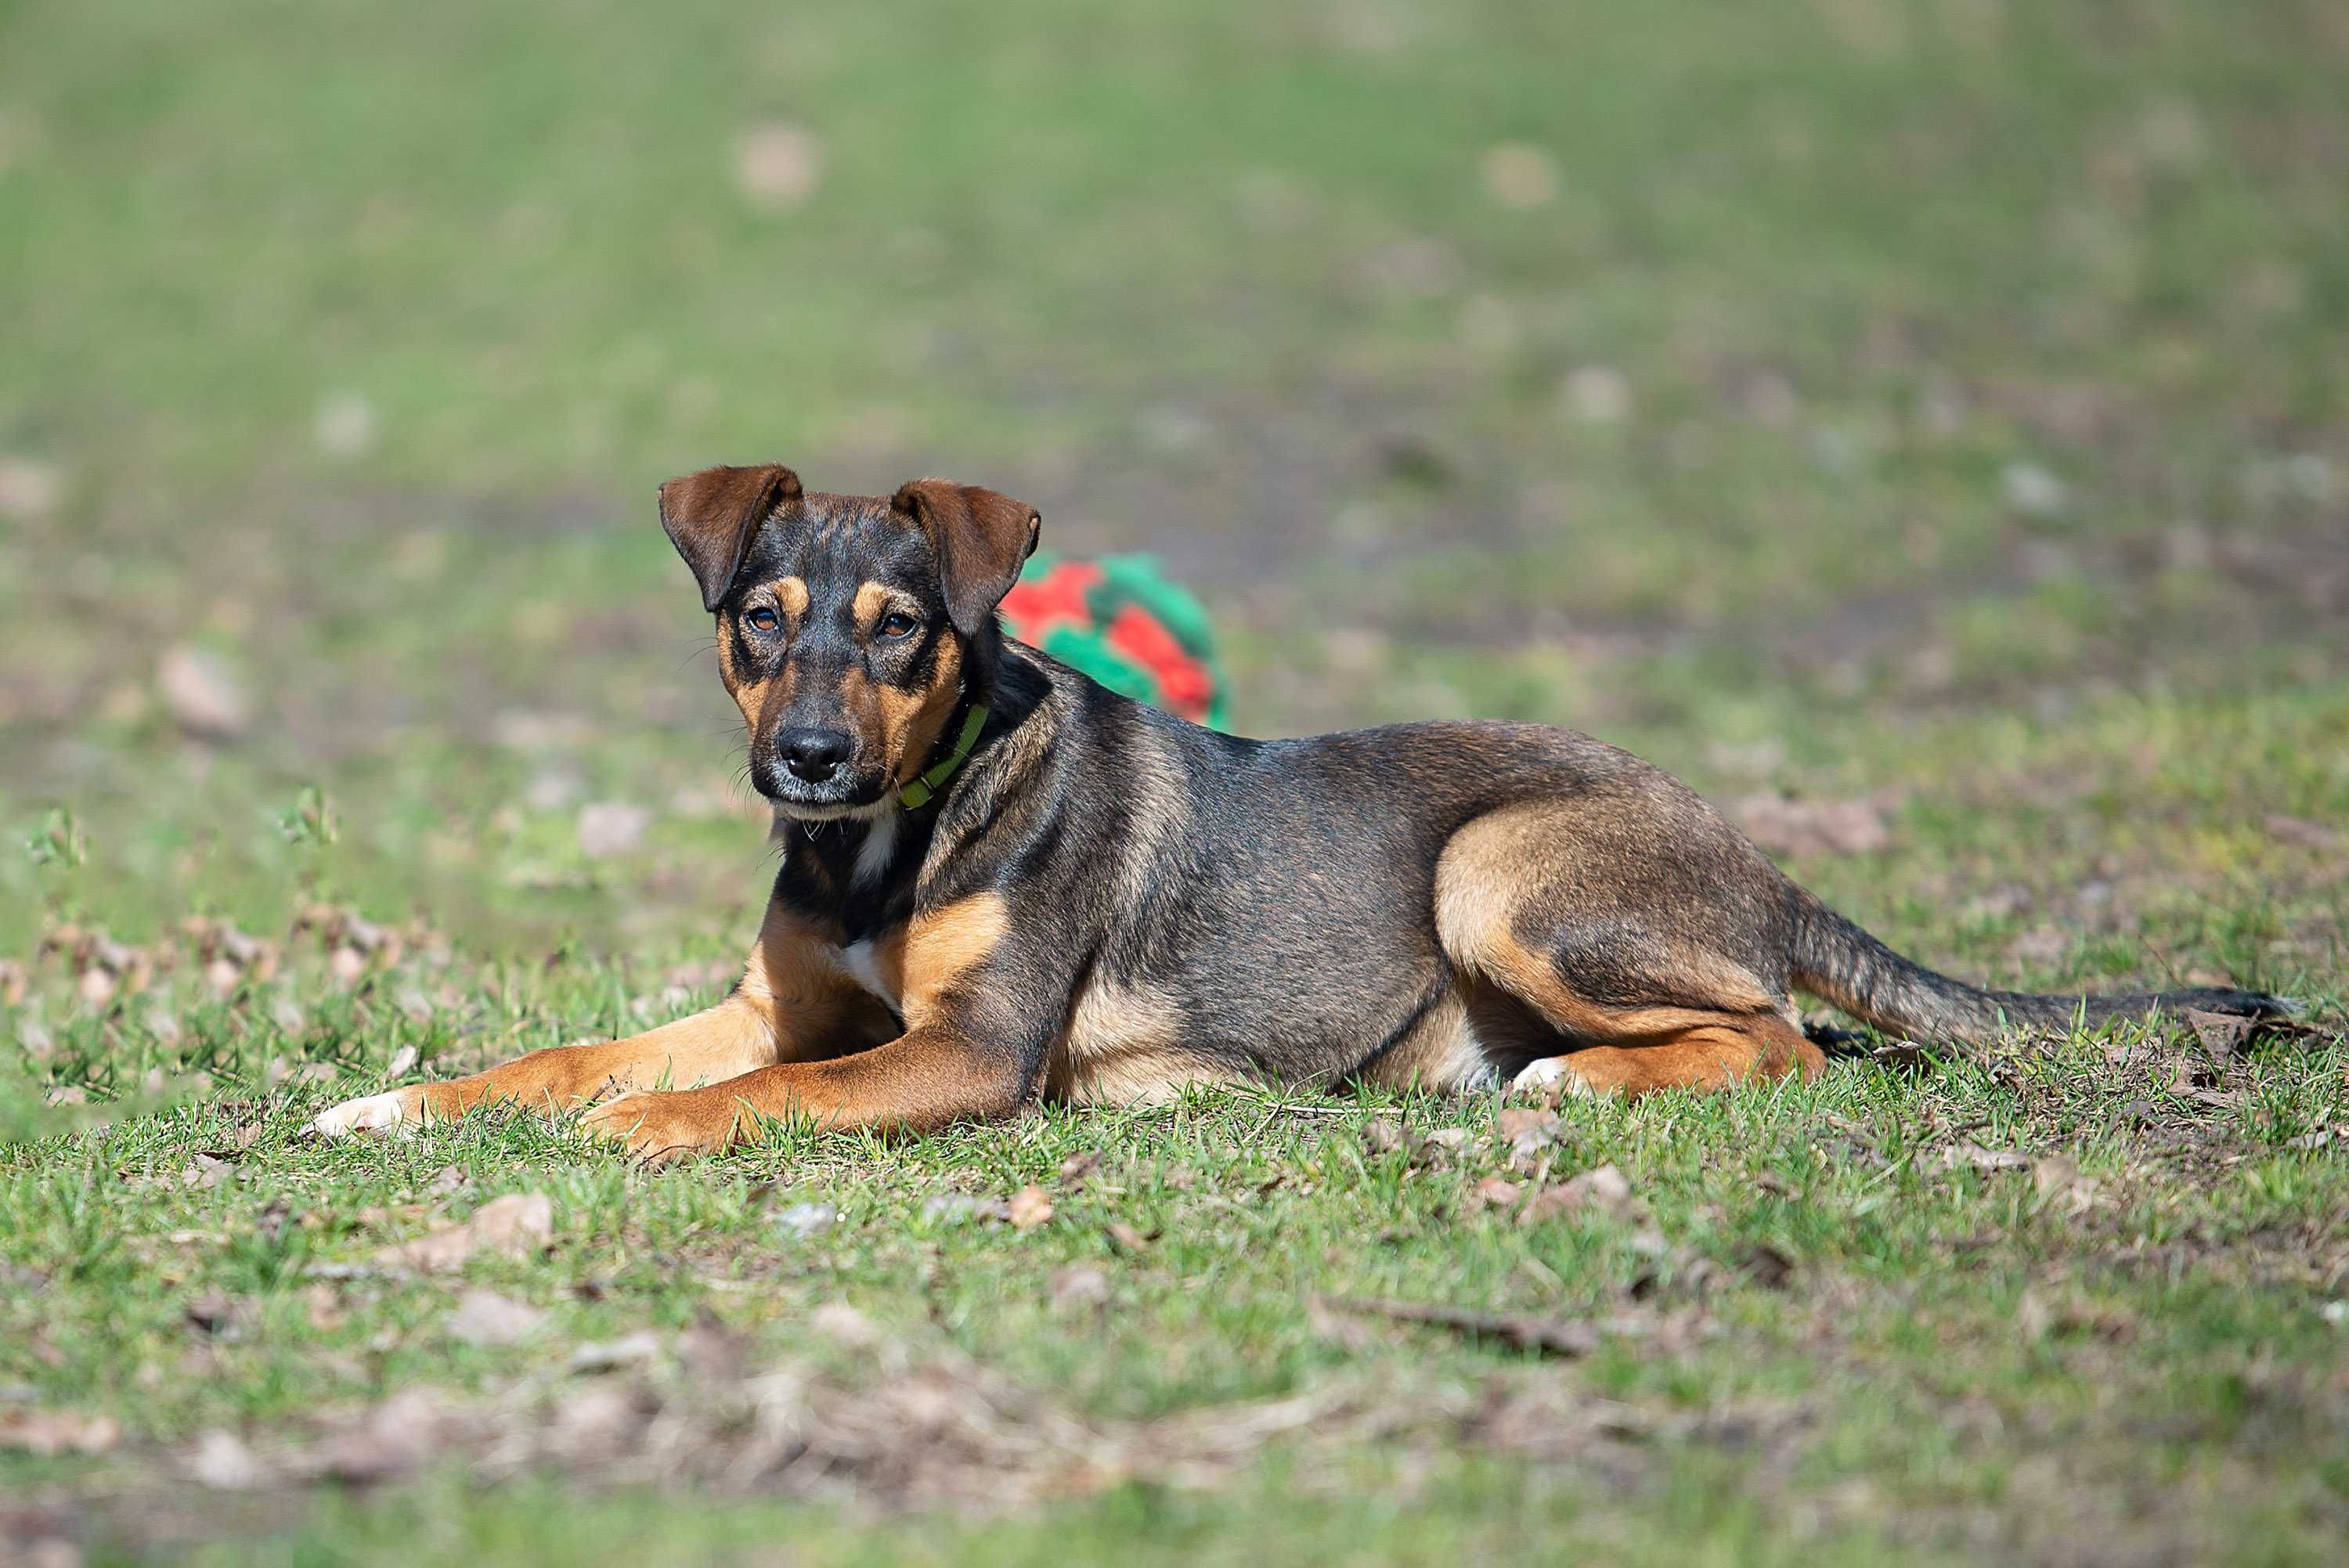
1000;553;1228;730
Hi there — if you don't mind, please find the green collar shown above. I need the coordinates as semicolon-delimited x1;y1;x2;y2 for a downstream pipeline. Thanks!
897;702;989;809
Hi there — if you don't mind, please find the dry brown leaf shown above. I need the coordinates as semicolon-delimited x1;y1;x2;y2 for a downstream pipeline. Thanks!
2184;1008;2253;1064
375;1192;553;1271
576;802;649;860
1493;1108;1559;1162
1938;1143;2032;1174
734;121;824;208
567;1332;662;1374
1057;1152;1102;1188
2031;1155;2080;1204
1103;1221;1151;1253
0;456;63;521
1416;1127;1469;1166
1479;142;1559;210
0;1406;120;1455
312;1390;446;1484
187;1427;266;1490
444;1289;545;1346
810;1301;880;1349
1473;1176;1522;1207
1007;1185;1053;1230
157;645;249;741
1728;793;1890;857
1519;1162;1635;1225
179;1153;233;1191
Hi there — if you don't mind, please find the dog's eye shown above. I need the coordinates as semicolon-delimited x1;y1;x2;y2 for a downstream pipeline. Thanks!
877;612;920;640
744;607;781;635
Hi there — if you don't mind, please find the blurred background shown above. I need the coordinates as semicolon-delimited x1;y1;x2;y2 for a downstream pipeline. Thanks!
2;0;2344;962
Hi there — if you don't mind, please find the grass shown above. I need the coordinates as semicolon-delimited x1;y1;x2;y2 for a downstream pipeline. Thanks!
2;0;2347;1562
4;975;2346;1563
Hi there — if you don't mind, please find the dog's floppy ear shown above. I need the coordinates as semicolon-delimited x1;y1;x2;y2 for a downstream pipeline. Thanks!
658;464;803;612
890;479;1041;637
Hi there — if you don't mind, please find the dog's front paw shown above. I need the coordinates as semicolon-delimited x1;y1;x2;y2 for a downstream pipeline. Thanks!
578;1088;737;1167
311;1086;428;1138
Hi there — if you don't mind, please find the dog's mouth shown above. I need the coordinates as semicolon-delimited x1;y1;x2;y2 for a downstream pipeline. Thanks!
770;792;893;824
759;768;892;820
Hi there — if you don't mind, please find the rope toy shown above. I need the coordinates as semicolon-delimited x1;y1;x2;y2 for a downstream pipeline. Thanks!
999;553;1228;729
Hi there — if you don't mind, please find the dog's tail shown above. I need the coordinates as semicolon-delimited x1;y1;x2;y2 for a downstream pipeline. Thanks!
1784;885;2288;1047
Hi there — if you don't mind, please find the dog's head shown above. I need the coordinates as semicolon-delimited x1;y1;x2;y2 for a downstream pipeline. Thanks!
658;464;1039;817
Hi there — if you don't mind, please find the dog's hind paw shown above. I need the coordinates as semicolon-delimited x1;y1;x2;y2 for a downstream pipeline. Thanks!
1510;1056;1597;1101
311;1090;418;1139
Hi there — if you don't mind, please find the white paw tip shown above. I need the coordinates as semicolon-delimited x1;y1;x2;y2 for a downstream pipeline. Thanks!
1511;1058;1592;1098
312;1092;407;1138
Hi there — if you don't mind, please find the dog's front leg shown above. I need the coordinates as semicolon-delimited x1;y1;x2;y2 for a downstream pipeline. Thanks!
579;888;1043;1162
576;1022;1029;1165
311;903;871;1137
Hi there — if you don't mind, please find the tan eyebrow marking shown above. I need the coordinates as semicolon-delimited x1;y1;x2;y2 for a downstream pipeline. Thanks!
851;581;923;636
775;576;809;624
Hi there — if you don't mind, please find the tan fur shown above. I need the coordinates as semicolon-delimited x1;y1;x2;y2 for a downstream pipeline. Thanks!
1059;1047;1243;1107
727;675;773;733
402;1004;781;1123
1354;988;1494;1093
739;903;863;1042
889;636;962;785
899;892;1009;1026
1436;799;1784;1042
1527;1015;1826;1098
774;575;809;625
1041;977;1205;1105
578;1020;1027;1161
388;903;875;1125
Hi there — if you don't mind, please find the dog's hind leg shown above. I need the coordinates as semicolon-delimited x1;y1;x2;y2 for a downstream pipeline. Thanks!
1510;1015;1824;1098
1434;795;1826;1098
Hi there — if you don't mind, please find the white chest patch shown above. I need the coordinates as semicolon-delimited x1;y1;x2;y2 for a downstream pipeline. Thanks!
837;939;901;1012
851;806;900;889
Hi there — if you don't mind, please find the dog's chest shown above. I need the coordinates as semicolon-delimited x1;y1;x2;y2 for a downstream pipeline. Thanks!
836;938;902;1014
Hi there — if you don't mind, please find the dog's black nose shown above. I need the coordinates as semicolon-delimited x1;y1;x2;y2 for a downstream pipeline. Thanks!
776;727;853;784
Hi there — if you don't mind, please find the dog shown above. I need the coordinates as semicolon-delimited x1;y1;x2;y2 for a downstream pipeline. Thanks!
313;464;2288;1162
